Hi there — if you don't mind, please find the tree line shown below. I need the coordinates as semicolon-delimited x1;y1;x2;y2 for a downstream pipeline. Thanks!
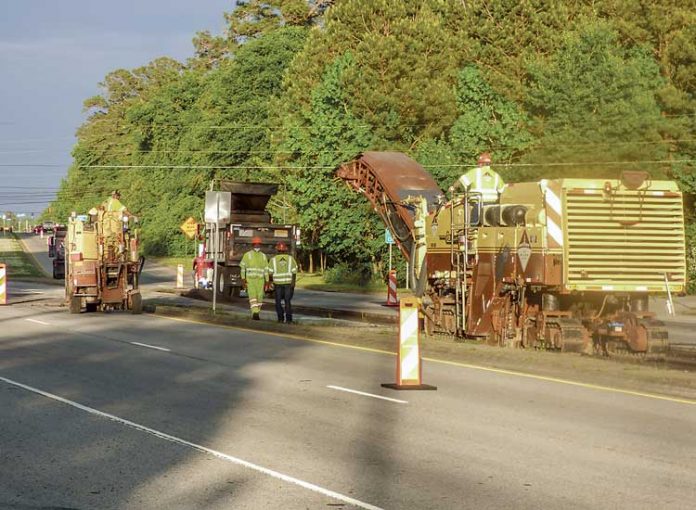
48;0;696;280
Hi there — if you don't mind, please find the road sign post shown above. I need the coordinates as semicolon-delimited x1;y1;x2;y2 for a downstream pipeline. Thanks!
205;192;232;314
385;228;394;273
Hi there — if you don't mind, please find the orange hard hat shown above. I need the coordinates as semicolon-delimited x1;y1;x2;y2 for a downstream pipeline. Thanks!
478;152;492;166
276;241;287;252
251;236;262;246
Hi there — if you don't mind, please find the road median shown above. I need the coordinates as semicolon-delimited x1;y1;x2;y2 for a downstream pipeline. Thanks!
0;234;50;280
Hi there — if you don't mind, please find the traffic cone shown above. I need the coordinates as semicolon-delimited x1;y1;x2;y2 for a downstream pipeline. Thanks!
382;297;436;390
386;270;398;306
0;263;7;305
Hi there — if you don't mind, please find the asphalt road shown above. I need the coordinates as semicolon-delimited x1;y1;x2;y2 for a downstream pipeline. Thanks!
1;297;695;509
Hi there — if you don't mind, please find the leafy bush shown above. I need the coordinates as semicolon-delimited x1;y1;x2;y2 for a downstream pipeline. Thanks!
323;262;376;286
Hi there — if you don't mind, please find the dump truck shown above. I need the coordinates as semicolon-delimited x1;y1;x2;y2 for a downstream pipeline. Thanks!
65;209;144;314
337;152;686;359
48;225;67;279
193;181;300;298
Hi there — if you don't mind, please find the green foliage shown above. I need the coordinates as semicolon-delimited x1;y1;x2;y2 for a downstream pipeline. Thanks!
418;66;532;188
523;22;671;178
323;261;375;286
278;53;380;262
48;1;695;278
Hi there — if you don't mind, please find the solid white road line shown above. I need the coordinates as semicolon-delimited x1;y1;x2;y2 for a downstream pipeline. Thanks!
129;341;171;352
0;375;383;510
327;385;408;404
24;318;50;326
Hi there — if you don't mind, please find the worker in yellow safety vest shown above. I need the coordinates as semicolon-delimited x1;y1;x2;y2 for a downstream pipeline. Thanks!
240;236;268;320
268;241;298;323
450;152;505;224
103;190;130;214
454;153;505;201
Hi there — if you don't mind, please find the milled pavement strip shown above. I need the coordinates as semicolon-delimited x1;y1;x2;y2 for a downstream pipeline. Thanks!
0;375;384;510
155;313;696;407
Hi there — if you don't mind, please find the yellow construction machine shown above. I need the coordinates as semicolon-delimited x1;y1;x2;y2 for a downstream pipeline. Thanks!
65;209;144;314
337;152;686;359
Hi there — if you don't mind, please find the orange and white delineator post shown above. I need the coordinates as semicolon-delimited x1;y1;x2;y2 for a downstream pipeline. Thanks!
386;270;398;306
382;296;436;390
176;263;184;289
0;263;6;305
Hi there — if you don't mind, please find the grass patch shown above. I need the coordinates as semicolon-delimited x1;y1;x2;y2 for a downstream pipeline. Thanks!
295;272;414;295
295;272;386;294
149;256;193;269
0;234;43;278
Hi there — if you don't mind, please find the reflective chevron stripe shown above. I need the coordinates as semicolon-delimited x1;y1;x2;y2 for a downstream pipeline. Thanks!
540;179;564;248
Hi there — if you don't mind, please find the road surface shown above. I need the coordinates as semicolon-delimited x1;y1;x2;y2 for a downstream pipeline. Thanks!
1;296;695;509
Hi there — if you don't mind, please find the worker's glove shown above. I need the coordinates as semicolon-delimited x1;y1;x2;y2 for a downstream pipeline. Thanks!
264;282;272;293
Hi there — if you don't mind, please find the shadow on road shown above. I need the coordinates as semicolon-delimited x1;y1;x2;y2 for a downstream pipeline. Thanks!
0;303;398;509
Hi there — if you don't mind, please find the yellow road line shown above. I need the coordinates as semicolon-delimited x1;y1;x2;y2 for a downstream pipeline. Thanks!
154;313;696;406
424;357;696;406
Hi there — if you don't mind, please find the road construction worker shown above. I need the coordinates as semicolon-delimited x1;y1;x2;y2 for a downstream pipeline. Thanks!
454;152;505;201
103;190;129;214
450;152;505;224
240;236;268;320
268;241;298;323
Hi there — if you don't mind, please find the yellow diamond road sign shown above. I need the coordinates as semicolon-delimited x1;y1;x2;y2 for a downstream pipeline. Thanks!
180;217;198;239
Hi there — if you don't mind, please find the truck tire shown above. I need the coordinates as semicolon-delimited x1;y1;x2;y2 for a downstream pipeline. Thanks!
130;293;143;314
216;270;230;300
69;296;81;314
53;265;58;279
86;303;98;313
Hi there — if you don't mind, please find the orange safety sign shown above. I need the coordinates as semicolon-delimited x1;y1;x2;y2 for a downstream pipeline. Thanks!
180;217;198;239
382;297;436;391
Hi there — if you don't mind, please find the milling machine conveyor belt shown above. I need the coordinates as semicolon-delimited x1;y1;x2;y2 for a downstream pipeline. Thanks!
336;151;443;260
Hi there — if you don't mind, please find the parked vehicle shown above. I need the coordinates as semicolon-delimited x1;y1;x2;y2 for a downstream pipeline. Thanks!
193;181;300;299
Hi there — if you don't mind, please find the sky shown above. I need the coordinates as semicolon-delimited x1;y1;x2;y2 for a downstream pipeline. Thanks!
0;0;234;217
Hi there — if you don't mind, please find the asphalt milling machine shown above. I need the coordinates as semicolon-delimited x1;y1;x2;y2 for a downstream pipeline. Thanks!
337;152;686;360
65;208;144;314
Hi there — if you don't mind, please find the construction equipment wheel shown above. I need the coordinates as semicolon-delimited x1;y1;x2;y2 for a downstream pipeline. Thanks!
69;296;81;314
85;303;98;313
130;293;143;315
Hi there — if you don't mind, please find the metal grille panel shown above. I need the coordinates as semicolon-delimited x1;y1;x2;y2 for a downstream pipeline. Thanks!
564;189;686;292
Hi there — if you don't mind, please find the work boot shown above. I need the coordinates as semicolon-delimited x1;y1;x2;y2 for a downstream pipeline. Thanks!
277;317;284;323
286;315;293;324
252;312;260;321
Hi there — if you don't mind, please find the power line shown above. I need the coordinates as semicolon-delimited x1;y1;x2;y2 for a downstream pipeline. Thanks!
3;137;695;155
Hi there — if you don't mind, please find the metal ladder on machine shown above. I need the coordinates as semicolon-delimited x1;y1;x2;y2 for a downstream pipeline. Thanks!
452;191;480;337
